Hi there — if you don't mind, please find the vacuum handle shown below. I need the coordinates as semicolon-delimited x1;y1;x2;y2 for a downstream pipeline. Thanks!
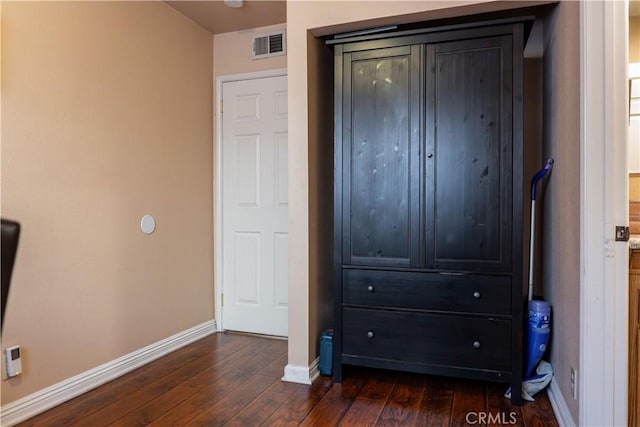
530;158;554;201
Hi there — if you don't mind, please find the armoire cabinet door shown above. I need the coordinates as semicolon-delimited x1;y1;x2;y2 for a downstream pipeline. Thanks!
340;45;421;267
425;35;514;272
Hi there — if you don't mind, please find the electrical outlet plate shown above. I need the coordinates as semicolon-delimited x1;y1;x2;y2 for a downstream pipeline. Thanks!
5;346;22;377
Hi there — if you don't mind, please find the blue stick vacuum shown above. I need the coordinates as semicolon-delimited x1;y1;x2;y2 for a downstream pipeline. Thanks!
524;159;554;379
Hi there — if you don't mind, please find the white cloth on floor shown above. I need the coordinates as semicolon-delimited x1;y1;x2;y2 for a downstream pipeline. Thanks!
505;360;553;402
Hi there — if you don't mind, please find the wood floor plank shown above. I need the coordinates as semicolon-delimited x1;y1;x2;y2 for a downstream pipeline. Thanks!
186;374;278;426
521;391;560;427
147;339;283;425
108;384;199;427
357;371;397;401
210;332;257;356
339;370;396;426
69;347;223;427
258;350;288;378
414;376;455;427
339;397;387;427
298;372;368;427
225;380;307;426
184;338;284;393
16;333;558;427
376;373;427;426
71;364;208;427
62;335;251;427
486;383;523;427
262;376;334;426
144;373;245;426
25;335;225;427
69;380;181;427
449;380;487;427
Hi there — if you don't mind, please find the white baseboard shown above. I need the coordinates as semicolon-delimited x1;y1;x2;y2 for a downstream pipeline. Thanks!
309;357;320;383
0;320;217;427
547;377;576;427
281;357;320;385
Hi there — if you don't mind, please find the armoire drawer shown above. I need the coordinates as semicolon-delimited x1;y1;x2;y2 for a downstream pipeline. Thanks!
343;269;511;315
342;308;512;372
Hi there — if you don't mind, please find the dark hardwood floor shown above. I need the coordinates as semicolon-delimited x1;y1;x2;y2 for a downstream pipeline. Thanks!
18;332;558;426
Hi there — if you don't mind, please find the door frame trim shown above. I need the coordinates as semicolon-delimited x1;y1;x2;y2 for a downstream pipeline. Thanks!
214;69;288;332
579;1;628;424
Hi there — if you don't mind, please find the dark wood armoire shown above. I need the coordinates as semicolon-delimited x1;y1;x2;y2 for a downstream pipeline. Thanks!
330;17;531;404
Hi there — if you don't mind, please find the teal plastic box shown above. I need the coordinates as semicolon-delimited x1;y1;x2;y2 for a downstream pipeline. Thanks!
319;330;333;376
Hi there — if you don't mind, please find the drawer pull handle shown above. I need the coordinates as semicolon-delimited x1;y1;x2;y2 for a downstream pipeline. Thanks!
367;331;375;339
473;291;481;299
473;341;481;349
367;285;375;292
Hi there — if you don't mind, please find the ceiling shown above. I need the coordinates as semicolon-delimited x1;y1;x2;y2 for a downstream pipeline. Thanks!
167;1;639;35
165;1;286;35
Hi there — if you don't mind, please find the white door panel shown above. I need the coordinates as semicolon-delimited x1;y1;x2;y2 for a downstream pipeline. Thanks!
222;75;288;337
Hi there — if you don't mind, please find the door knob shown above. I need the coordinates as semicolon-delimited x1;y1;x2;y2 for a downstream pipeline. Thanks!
367;331;375;339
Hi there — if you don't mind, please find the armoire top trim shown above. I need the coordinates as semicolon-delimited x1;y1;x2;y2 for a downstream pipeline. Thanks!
326;15;535;46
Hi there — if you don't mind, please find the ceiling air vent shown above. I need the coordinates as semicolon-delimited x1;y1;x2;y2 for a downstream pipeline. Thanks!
252;30;286;60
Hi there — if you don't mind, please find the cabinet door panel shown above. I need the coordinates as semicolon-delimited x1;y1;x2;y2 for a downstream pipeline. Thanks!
342;46;421;267
426;36;513;272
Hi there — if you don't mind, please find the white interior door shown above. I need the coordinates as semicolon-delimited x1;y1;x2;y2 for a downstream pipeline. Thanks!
221;75;288;337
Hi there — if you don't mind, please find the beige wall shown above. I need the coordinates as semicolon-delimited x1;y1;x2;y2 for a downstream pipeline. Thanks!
524;58;544;296
213;23;286;78
542;1;581;421
1;1;214;404
286;0;558;369
307;33;334;359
